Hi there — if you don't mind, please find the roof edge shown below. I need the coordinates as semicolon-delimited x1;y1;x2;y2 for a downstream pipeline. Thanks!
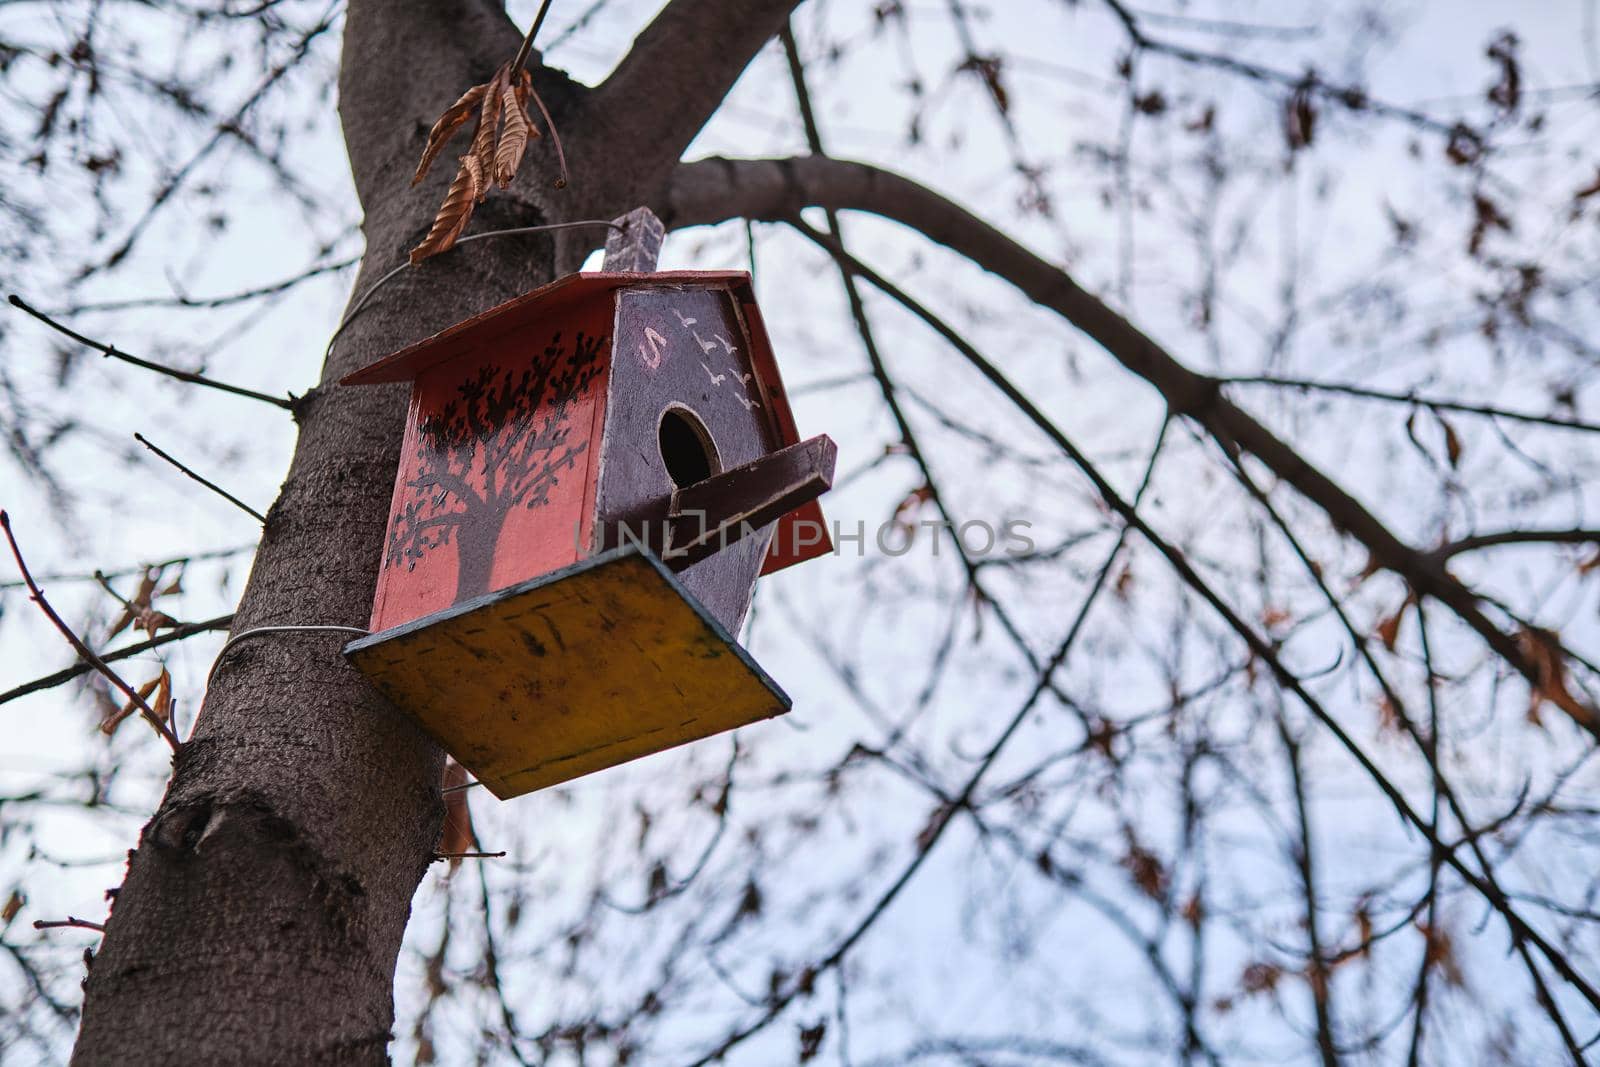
340;270;754;386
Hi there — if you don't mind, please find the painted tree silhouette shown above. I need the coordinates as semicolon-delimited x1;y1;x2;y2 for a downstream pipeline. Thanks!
386;329;603;602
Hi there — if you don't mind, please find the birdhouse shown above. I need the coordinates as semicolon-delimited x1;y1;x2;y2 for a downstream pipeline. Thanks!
340;210;834;799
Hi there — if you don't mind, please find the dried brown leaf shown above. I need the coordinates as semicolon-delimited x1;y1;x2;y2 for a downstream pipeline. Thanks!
513;69;538;138
138;609;177;636
1575;169;1600;202
469;65;510;201
132;569;158;608
102;676;161;735
1120;828;1168;901
1240;961;1282;997
1421;923;1465;987
152;668;172;723
438;760;476;873
1285;81;1316;151
798;1021;826;1062
1353;900;1374;958
914;801;953;852
410;154;483;265
1376;695;1404;736
1486;31;1521;115
413;83;489;186
494;81;529;188
105;605;135;640
2;890;22;925
1375;594;1414;651
1435;411;1464;468
957;54;1009;115
890;484;934;535
1518;626;1599;730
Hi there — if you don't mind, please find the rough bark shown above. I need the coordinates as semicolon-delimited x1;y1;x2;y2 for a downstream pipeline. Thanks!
69;1;792;1062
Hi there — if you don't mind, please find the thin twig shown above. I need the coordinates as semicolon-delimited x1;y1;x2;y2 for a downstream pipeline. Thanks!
0;614;235;707
91;570;134;610
133;433;266;523
1100;0;1465;139
511;0;557;75
782;222;1600;1015
523;81;569;189
433;850;506;861
683;427;1167;1067
476;857;535;1067
8;295;295;410
1430;528;1600;561
505;0;567;188
49;255;359;316
0;544;254;591
1219;444;1594;1056
31;917;104;933
1220;374;1600;433
0;512;180;751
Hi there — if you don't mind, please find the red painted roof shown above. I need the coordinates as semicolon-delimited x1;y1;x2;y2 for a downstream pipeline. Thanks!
341;270;831;574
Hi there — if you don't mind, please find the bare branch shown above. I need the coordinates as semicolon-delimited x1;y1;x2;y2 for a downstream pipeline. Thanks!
1430;529;1600;561
0;614;235;708
774;223;1600;1017
0;544;255;592
594;0;804;173
663;153;1600;740
8;296;296;410
0;512;180;751
31;917;105;933
51;256;359;316
1099;0;1467;140
134;434;267;523
1221;374;1600;433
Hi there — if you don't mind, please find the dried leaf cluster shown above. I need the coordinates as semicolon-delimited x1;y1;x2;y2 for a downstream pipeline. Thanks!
437;759;477;871
409;60;564;265
98;567;183;736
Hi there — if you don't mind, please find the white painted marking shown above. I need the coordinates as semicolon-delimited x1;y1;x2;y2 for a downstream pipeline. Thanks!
638;326;668;370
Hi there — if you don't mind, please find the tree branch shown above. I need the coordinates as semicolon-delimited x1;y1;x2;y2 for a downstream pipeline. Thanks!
1221;374;1600;434
134;433;268;523
8;296;296;410
595;0;804;173
0;614;235;707
764;234;1600;1017
662;153;1600;740
0;512;180;751
1430;528;1600;562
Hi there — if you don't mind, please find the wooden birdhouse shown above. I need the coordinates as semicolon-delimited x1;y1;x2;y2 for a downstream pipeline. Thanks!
341;210;835;799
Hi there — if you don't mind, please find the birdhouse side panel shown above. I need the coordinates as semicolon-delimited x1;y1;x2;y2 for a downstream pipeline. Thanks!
368;312;612;633
594;285;780;635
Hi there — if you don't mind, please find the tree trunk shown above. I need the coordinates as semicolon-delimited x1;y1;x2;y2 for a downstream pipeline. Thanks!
68;0;801;1058
69;4;572;1062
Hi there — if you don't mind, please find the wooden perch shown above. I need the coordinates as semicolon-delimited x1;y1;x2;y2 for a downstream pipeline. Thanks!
661;434;835;570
